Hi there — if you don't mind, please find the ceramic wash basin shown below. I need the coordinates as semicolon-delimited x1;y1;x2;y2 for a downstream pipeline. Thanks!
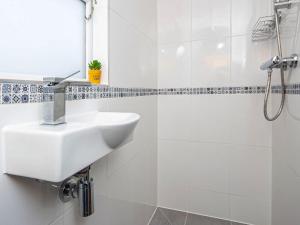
68;112;140;148
2;112;140;182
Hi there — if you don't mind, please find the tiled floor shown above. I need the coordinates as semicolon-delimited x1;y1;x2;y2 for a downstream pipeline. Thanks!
149;208;247;225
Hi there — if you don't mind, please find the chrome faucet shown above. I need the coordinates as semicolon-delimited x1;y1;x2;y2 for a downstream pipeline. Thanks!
42;71;90;125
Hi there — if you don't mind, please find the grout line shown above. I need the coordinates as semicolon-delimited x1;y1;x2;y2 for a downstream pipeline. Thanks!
183;213;188;225
158;138;272;149
159;206;252;225
109;8;156;43
147;207;158;225
229;0;233;85
159;208;173;225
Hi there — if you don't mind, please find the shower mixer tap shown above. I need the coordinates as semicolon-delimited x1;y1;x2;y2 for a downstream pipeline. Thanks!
260;54;298;71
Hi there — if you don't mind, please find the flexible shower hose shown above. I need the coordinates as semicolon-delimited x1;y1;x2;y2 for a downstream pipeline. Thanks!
263;10;285;121
264;68;285;121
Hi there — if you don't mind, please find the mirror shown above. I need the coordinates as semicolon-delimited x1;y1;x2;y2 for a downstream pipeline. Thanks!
0;0;108;83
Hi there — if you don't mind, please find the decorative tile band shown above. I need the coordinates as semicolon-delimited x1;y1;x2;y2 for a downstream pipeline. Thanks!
158;86;266;95
0;82;299;105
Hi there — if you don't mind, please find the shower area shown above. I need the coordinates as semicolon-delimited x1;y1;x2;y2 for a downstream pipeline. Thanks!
154;0;300;224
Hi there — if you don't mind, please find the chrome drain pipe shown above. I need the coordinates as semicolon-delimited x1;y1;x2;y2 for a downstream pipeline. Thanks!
59;166;94;217
78;171;94;217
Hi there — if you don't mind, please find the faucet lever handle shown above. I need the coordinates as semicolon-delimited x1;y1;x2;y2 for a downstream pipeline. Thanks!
44;70;81;86
58;70;81;84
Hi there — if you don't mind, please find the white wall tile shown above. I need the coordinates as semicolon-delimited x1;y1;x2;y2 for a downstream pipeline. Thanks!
189;95;232;143
128;146;157;206
191;38;230;87
229;145;271;198
158;140;192;188
272;158;300;225
186;187;230;219
277;6;299;39
272;95;300;225
272;13;300;225
109;11;157;88
0;176;64;225
158;95;192;141
158;181;188;212
157;138;231;215
158;140;190;211
158;43;191;88
157;0;274;224
109;0;157;41
267;9;300;224
280;111;300;178
50;216;64;225
158;0;191;44
230;195;271;225
231;0;271;36
231;35;272;86
91;157;109;197
230;95;272;147
192;0;231;40
186;142;230;193
106;144;157;207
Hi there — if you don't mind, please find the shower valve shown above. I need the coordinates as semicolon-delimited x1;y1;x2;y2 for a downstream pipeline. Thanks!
260;54;298;71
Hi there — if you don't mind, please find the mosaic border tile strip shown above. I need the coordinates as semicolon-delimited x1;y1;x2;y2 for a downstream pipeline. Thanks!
158;86;266;95
0;82;299;105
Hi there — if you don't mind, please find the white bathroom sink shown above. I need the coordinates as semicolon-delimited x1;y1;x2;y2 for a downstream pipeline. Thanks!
68;112;140;149
2;112;140;182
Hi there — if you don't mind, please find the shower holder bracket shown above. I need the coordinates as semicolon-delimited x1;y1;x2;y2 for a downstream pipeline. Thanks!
274;0;292;10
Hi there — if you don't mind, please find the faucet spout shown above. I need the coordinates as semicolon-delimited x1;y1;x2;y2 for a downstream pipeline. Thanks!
42;71;90;125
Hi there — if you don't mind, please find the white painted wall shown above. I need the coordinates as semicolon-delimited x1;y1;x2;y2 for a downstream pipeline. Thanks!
0;1;157;225
157;0;272;224
272;4;300;225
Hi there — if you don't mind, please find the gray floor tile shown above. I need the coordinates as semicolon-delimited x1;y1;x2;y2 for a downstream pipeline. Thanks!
185;213;231;225
159;207;187;225
149;208;247;225
149;209;170;225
